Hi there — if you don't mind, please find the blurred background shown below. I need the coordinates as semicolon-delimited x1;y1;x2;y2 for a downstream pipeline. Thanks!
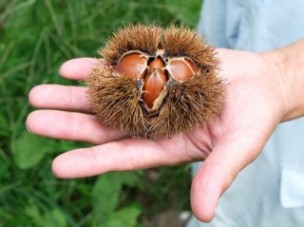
0;0;202;226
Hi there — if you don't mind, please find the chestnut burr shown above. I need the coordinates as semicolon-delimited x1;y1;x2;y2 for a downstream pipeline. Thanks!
87;24;225;138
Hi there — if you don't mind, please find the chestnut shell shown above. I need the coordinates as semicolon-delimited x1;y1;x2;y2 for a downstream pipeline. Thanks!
87;24;225;138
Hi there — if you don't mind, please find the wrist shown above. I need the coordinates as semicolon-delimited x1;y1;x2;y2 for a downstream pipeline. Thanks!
260;40;304;121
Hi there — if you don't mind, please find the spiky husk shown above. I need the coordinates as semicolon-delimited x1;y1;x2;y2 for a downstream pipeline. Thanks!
101;24;164;65
87;24;225;138
162;26;218;69
87;62;146;136
150;69;224;137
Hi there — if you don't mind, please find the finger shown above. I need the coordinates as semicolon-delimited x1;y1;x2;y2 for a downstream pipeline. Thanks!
190;129;268;222
59;58;104;80
29;85;91;112
26;110;126;144
51;134;194;178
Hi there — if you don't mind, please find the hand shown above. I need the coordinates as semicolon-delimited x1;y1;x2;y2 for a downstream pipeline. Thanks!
26;49;288;222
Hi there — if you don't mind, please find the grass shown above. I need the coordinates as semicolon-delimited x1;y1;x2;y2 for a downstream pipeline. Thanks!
0;0;202;226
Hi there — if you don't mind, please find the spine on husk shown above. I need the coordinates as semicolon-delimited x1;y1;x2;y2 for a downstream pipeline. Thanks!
87;24;225;138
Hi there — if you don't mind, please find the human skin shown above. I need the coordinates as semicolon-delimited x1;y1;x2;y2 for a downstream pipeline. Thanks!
26;40;304;222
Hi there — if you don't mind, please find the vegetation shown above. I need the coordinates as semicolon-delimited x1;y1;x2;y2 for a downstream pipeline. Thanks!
0;0;202;226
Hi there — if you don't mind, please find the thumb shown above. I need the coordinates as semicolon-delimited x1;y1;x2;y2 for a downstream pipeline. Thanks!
190;129;267;222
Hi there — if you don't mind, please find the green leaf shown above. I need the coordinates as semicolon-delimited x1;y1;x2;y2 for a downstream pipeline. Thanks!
92;172;123;215
25;204;66;227
119;171;142;187
105;205;142;227
12;130;57;169
45;209;67;227
92;171;142;216
24;204;45;224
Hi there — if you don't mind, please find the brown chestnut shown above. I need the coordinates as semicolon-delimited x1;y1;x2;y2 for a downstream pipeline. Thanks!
116;52;148;79
166;57;198;81
142;57;167;109
115;52;199;111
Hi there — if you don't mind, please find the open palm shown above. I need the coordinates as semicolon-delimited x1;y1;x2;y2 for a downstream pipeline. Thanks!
27;48;286;222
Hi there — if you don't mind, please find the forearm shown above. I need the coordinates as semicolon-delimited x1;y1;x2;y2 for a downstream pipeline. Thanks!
260;40;304;121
